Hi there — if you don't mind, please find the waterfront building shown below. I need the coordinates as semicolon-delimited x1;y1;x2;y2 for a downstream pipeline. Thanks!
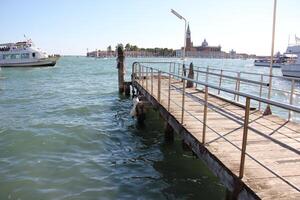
175;24;256;59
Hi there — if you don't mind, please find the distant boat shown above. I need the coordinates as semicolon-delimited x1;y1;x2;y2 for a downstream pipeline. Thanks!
254;54;295;68
0;39;60;67
281;43;300;77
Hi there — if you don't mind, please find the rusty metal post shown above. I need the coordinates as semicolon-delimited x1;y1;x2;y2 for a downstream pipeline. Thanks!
151;68;153;95
158;71;161;103
202;86;208;144
239;97;251;179
146;67;149;91
141;65;144;87
181;78;186;124
117;46;125;93
138;64;141;85
168;73;171;111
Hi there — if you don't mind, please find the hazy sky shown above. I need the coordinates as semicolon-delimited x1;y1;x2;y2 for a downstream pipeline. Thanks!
1;0;300;55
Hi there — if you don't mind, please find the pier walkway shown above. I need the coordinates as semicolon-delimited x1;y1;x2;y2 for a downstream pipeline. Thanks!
131;62;300;200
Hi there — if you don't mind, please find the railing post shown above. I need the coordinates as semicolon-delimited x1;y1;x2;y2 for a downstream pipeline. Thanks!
158;71;161;103
234;72;240;101
151;68;153;95
177;63;180;79
132;63;135;82
258;74;264;110
205;66;209;83
237;72;241;102
181;78;186;124
218;70;223;95
196;67;199;88
141;65;145;87
138;64;141;84
202;85;208;144
288;79;295;120
146;67;149;91
168;73;171;111
173;63;176;78
239;97;251;179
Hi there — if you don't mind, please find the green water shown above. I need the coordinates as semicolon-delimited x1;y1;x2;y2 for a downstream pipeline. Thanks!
0;57;225;199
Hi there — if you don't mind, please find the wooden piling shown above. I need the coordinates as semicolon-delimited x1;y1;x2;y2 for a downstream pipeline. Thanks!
117;46;125;94
187;62;194;88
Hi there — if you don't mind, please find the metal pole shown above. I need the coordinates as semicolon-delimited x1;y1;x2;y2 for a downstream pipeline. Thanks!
181;79;186;124
202;86;208;144
258;74;264;110
239;97;251;179
168;73;171;111
264;0;277;115
139;64;141;84
158;71;161;103
196;67;199;88
142;65;144;87
288;80;295;120
151;68;153;95
218;70;223;95
146;67;149;91
237;72;241;102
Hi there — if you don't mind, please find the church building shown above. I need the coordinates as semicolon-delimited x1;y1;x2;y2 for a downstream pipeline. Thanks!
176;24;225;58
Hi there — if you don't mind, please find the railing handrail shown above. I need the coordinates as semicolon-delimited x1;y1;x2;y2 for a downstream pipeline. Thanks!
163;61;300;81
133;62;300;114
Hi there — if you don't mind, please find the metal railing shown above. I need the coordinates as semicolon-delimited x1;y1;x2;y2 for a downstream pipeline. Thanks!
132;61;300;192
134;61;300;121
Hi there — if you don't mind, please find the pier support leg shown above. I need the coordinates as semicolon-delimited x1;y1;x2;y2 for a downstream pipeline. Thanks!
124;82;131;96
164;122;174;143
136;102;146;125
181;140;191;151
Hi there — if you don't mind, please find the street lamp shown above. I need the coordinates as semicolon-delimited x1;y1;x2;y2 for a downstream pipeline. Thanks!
171;9;187;60
264;0;277;115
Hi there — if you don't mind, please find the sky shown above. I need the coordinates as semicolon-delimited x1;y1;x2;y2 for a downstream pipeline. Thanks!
1;0;300;56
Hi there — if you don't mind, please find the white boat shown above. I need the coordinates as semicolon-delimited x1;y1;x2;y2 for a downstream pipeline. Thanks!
254;54;295;68
281;43;300;77
254;59;282;68
0;40;59;67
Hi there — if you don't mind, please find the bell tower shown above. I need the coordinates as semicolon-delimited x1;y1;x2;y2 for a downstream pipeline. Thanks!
185;24;192;51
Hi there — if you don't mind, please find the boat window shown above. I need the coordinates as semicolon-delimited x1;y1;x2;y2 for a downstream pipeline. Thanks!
21;53;29;59
32;52;36;58
3;54;11;60
10;54;17;59
15;54;21;59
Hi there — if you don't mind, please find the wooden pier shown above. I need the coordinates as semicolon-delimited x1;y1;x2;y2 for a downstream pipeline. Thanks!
130;62;300;200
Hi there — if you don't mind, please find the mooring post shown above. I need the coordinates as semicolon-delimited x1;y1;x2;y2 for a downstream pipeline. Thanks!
117;46;125;94
187;62;194;88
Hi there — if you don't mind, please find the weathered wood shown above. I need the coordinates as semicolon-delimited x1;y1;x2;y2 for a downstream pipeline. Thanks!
187;62;194;88
117;46;125;93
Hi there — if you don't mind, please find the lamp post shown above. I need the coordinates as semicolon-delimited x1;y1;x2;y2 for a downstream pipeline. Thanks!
264;0;277;115
171;9;187;60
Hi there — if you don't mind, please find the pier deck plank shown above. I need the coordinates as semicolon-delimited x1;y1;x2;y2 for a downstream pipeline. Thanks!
135;77;300;199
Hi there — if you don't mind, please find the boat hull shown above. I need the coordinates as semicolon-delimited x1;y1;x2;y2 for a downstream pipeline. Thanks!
254;62;282;68
0;57;59;68
281;64;300;78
